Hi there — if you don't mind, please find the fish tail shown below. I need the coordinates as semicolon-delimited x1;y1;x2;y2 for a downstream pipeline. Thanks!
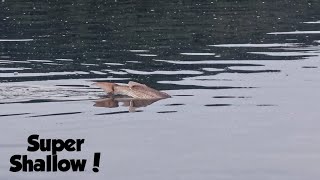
93;82;117;94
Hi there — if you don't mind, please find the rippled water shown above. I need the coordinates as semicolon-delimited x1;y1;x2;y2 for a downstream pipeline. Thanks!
1;1;320;180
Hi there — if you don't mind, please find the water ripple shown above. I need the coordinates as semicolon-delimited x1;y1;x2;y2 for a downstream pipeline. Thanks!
0;39;33;42
209;43;301;48
122;69;203;75
268;31;320;35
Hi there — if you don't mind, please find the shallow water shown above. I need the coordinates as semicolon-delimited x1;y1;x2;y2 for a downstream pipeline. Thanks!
1;1;320;180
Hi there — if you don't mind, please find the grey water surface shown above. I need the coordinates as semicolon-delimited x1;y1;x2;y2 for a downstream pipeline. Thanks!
1;1;320;180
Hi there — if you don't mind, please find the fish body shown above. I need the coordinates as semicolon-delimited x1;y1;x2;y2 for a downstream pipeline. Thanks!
94;81;171;99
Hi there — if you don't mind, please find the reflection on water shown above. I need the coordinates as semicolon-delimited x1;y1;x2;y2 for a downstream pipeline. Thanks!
94;97;161;112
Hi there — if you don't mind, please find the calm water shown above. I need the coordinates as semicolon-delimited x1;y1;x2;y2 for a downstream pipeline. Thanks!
1;1;320;180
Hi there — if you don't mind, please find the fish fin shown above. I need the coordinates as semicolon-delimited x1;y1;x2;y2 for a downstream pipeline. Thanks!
128;81;147;89
93;82;117;94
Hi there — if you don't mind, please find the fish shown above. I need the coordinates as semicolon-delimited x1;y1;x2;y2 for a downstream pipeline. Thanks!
93;81;171;99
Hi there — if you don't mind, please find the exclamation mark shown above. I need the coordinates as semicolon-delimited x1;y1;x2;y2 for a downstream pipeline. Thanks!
92;153;101;172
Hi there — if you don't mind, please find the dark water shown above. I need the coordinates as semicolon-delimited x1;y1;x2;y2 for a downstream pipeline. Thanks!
1;0;320;86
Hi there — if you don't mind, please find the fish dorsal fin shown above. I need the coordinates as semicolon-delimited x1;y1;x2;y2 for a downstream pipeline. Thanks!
128;81;147;89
